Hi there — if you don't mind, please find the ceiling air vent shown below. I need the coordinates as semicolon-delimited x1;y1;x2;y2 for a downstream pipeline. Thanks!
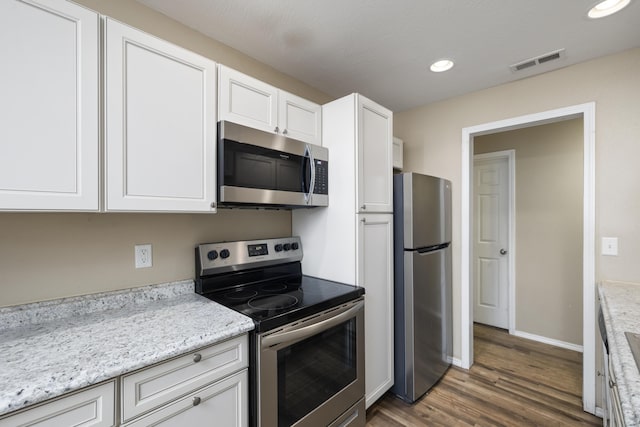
510;49;566;73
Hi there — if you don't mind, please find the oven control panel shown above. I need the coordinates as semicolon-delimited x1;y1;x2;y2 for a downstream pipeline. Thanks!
197;236;303;276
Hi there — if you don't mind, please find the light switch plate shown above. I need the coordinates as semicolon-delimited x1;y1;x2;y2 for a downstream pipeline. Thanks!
601;237;618;256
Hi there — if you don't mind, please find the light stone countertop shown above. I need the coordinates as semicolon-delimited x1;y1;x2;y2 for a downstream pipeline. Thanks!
0;280;254;417
599;280;640;426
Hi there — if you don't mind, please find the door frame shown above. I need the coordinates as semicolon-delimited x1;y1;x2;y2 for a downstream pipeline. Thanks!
461;102;596;413
473;150;516;333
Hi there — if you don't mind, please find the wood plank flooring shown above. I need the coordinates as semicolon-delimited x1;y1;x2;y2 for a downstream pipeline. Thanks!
366;323;602;426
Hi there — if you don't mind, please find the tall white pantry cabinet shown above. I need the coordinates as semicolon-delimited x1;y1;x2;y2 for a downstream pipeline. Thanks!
292;93;394;408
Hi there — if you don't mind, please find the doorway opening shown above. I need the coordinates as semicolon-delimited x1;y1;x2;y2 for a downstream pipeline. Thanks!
461;102;596;414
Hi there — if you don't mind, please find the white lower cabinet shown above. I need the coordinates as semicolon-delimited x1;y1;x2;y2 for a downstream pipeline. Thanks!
123;370;248;427
121;335;248;424
0;381;115;427
357;213;394;408
606;355;626;427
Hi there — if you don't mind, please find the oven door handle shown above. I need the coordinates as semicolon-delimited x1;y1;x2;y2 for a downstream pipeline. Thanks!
261;300;363;349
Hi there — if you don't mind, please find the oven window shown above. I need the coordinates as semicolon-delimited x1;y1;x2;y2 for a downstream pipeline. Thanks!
277;318;357;427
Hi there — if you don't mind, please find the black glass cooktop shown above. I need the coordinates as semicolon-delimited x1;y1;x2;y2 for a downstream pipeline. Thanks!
202;275;364;332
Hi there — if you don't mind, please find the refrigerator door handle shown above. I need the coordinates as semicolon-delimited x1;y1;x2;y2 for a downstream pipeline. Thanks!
416;242;450;254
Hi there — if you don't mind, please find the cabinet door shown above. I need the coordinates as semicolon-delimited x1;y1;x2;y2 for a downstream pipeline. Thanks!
357;213;394;407
0;0;99;211
0;381;115;427
218;65;278;134
121;335;248;423
104;19;216;212
278;91;322;145
357;96;393;213
123;370;248;427
607;356;626;427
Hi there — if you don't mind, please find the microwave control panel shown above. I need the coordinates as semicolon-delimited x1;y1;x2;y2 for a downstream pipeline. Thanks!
314;159;328;195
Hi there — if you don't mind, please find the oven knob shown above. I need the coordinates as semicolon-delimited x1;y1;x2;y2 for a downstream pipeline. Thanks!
274;244;283;252
291;242;299;250
207;250;218;261
283;243;291;251
220;249;230;259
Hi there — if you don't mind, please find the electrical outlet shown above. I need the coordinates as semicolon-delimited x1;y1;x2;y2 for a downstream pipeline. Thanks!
135;244;152;268
602;237;618;256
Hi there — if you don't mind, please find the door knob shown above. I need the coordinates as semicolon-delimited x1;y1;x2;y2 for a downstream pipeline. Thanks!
500;249;508;255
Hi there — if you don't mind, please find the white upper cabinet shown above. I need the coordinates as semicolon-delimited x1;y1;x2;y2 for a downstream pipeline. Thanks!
218;65;322;145
278;90;322;145
0;0;99;211
357;96;393;213
104;18;217;212
218;65;278;134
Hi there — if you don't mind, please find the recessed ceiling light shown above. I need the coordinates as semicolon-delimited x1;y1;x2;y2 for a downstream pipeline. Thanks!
430;59;454;73
588;0;631;18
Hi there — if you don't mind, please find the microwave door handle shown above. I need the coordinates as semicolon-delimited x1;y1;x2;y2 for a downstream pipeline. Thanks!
303;145;316;204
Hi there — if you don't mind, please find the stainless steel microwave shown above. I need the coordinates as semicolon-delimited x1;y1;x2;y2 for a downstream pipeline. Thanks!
217;121;328;208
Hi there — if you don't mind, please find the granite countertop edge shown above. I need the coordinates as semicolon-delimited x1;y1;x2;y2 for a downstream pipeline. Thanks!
598;280;640;426
0;280;254;417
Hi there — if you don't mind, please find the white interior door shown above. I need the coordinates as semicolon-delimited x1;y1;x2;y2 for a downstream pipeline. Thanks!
473;152;512;329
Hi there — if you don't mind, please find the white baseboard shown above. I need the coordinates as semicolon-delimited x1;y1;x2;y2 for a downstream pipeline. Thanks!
450;357;463;368
595;406;605;419
514;330;583;353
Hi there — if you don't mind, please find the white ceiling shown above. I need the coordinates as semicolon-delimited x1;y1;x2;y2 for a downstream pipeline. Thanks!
136;0;640;112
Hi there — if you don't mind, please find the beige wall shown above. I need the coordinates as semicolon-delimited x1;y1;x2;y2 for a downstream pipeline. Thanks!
0;211;290;306
475;119;584;345
0;0;332;307
395;47;640;361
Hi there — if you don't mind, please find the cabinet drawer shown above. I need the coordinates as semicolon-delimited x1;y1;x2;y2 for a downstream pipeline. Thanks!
0;381;115;427
121;335;248;422
123;370;248;427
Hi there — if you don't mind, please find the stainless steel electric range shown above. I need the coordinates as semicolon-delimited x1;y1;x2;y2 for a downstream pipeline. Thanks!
195;236;366;427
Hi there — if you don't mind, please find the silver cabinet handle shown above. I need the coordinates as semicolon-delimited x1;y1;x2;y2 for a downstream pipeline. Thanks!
274;126;279;133
210;202;216;209
500;248;508;255
361;205;366;210
193;353;202;363
193;396;201;406
282;129;288;135
361;218;366;223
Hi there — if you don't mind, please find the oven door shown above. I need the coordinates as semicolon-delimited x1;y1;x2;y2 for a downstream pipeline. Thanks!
257;298;365;427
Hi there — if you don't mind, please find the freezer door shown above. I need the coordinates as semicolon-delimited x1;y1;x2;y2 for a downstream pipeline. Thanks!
398;173;451;249
402;245;452;401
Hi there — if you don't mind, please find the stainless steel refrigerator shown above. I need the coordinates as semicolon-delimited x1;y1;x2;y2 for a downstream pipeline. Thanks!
392;172;453;403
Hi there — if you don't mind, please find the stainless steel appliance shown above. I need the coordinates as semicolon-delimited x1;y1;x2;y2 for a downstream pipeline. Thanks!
195;237;365;427
217;121;329;208
392;172;453;403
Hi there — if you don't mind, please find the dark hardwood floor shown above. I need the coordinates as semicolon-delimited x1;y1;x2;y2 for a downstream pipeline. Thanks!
366;323;602;426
